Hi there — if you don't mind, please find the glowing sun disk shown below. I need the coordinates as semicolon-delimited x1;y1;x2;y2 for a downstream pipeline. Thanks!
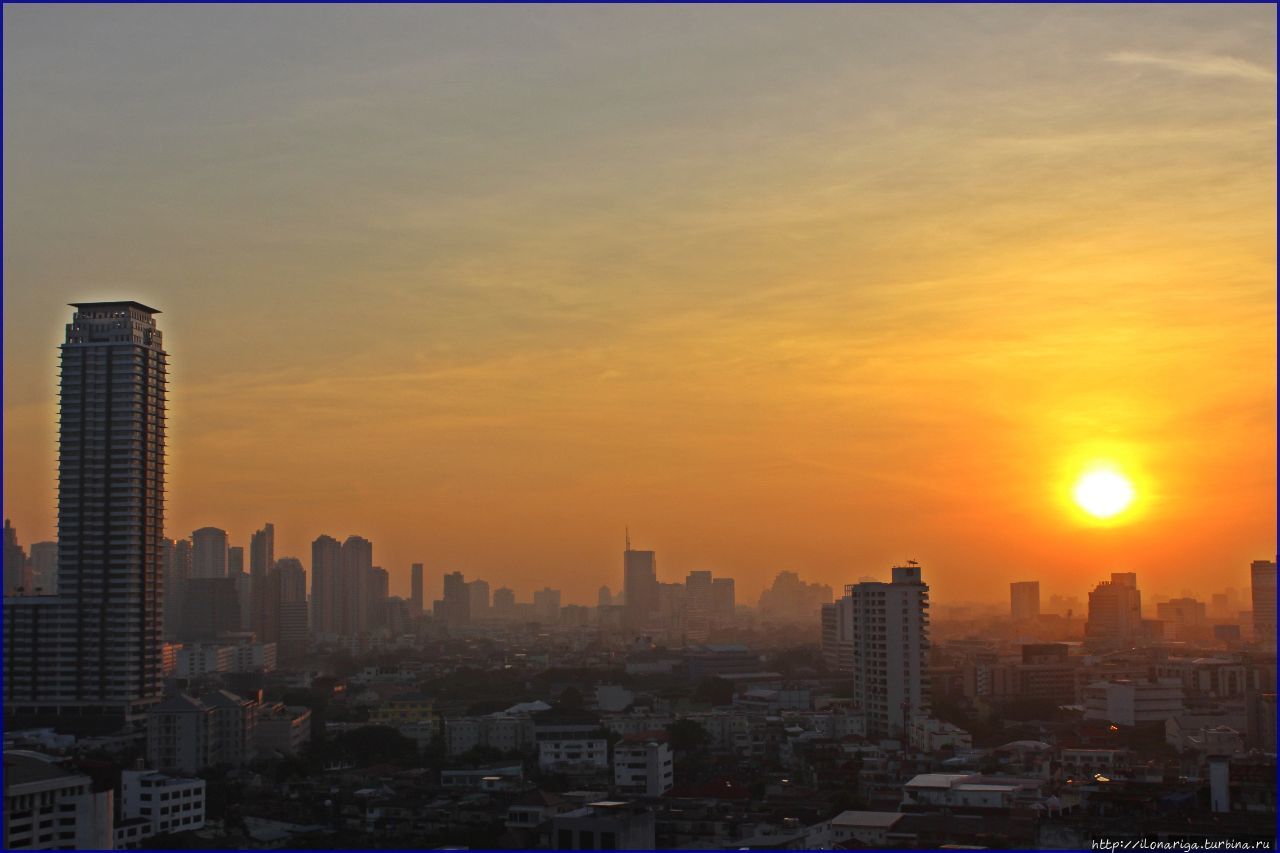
1073;469;1135;518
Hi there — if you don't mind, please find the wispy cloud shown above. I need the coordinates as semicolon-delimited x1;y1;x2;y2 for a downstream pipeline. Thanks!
1106;51;1276;83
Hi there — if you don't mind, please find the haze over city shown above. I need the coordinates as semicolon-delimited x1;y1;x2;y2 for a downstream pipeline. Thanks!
3;4;1275;607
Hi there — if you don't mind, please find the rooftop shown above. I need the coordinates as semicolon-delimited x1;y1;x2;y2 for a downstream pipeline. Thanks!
70;301;160;314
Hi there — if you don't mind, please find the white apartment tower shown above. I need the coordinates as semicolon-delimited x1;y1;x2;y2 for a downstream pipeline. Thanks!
844;564;930;738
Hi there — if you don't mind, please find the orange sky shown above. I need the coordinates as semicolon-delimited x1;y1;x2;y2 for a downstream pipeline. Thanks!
3;5;1275;606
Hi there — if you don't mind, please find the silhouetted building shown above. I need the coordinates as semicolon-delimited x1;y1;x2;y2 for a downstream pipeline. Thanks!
3;519;31;595
624;545;658;631
759;570;832;623
469;579;491;618
493;586;515;618
311;535;342;638
249;523;275;640
410;562;424;617
1010;580;1040;622
1087;572;1142;649
191;527;229;579
163;538;193;640
228;545;248;630
598;585;613;608
369;566;389;631
1251;559;1276;646
179;578;241;642
441;571;470;627
711;577;736;626
534;587;561;624
340;535;373;637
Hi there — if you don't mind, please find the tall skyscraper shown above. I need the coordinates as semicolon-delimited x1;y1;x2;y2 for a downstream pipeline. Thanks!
1086;572;1143;649
1252;559;1277;647
685;571;713;640
468;579;491;618
249;523;275;638
441;571;470;627
1010;581;1040;622
843;564;931;738
311;534;342;638
711;577;736;626
369;566;390;631
492;586;515;617
624;543;658;631
228;545;249;630
275;557;309;661
162;538;192;640
4;302;167;718
340;535;373;637
191;527;229;579
533;587;561;624
410;562;424;617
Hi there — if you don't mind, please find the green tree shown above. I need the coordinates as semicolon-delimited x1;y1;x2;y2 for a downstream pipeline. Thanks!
666;719;710;753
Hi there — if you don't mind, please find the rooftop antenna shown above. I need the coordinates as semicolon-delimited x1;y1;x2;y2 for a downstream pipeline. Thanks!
625;526;631;551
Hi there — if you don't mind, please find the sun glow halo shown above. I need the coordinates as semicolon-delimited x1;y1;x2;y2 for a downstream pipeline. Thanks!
1072;468;1136;519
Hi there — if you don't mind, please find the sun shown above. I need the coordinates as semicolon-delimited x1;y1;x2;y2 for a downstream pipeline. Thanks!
1073;468;1136;519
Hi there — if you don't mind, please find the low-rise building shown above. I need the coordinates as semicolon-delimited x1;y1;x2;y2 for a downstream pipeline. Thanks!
613;733;674;797
1083;679;1184;727
2;751;114;851
551;800;656;850
116;769;206;847
828;811;906;847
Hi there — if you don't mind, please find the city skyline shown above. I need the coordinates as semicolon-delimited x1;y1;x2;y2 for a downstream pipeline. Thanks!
4;5;1276;607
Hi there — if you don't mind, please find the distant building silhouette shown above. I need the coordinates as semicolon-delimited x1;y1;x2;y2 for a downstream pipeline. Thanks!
3;519;31;595
758;570;832;623
1010;581;1040;622
249;523;275;640
441;571;470;627
410;562;425;617
623;544;658;631
27;541;57;595
191;527;229;579
1086;572;1142;649
310;534;342;639
340;535;373;637
469;579;491;618
1252;559;1276;647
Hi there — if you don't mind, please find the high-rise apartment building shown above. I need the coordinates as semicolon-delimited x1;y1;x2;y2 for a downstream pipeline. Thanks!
191;527;229;579
843;565;931;738
533;587;561;624
469;579;491;618
492;586;515;617
311;535;342;638
441;571;470;627
369;566;390;631
249;523;275;639
1086;572;1143;649
711;577;735;626
228;545;249;631
1010;581;1040;622
624;546;658;631
410;563;424;617
340;535;373;637
3;302;167;718
1252;559;1277;647
163;538;193;640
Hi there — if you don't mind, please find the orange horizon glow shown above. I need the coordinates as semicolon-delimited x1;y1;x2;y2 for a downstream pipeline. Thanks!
2;5;1275;607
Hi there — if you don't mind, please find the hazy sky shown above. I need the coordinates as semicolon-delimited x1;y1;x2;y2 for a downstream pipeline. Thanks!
4;4;1275;606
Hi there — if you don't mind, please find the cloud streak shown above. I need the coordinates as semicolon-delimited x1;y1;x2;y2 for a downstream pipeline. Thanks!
1106;50;1276;83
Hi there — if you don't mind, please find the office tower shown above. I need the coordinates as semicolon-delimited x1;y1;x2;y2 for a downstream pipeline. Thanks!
191;527;229;579
758;571;834;623
3;302;167;717
685;571;713;640
442;571;470;627
311;534;342;638
3;519;31;595
844;565;930;738
533;587;562;624
469;579;491;617
1086;572;1143;649
28;541;58;595
249;522;275;640
273;556;309;662
178;578;241;641
410;563;424;617
340;535;373;637
624;544;658;630
711;577;735;626
1252;559;1277;646
369;566;390;631
227;545;249;630
492;586;515;618
598;585;613;608
161;538;192;640
1010;581;1040;622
